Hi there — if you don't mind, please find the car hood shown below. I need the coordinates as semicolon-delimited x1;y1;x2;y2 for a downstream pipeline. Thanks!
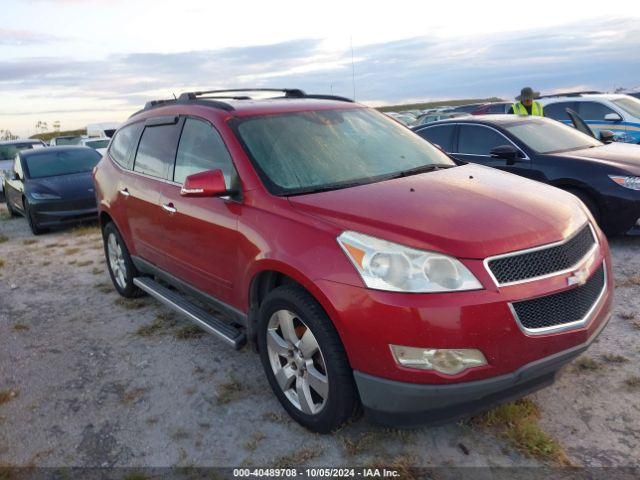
559;143;640;172
288;164;587;259
26;171;95;199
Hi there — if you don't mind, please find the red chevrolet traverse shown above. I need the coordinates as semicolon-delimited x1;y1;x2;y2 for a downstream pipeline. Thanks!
93;89;612;432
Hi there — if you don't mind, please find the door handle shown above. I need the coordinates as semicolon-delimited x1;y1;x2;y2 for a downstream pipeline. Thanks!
119;188;130;197
161;203;177;214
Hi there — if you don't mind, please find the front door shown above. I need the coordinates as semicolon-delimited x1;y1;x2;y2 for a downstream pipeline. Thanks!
157;117;241;306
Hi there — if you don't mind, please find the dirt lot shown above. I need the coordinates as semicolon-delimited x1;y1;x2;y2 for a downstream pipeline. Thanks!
0;203;639;469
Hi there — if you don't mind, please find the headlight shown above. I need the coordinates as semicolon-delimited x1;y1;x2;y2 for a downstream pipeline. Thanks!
609;175;640;191
30;192;62;200
390;345;487;375
337;231;482;292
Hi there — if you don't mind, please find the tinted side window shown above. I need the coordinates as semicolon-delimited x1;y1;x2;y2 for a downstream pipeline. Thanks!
110;122;143;169
134;124;181;179
458;125;509;155
173;118;235;184
415;125;455;152
544;102;575;121
578;101;616;120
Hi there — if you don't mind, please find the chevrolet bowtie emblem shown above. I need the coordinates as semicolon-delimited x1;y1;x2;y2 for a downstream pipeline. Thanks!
567;268;589;286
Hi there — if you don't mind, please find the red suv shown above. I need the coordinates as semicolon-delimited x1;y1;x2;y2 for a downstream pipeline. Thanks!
94;88;613;432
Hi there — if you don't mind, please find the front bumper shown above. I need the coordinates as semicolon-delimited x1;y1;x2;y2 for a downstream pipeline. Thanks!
354;313;610;427
30;197;98;226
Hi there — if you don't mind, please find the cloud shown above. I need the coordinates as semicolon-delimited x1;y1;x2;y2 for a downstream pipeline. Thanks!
0;28;67;46
1;17;639;119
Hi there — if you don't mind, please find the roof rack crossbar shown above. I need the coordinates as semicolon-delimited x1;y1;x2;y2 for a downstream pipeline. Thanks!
179;88;307;101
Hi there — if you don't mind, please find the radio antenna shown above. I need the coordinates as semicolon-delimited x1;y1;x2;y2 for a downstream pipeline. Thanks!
350;36;356;101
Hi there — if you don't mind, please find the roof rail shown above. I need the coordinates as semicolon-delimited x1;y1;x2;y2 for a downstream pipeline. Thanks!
538;90;602;99
130;88;355;118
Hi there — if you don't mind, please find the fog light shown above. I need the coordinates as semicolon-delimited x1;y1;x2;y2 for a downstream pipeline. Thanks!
390;345;487;375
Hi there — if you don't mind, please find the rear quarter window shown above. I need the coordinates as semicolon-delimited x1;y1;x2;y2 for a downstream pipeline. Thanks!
109;122;143;169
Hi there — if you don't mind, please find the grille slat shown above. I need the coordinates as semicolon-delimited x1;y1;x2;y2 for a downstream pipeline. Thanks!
512;264;605;331
488;225;595;285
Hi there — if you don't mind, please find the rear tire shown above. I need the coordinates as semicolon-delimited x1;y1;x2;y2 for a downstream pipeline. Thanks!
24;199;47;235
102;222;144;298
257;285;359;433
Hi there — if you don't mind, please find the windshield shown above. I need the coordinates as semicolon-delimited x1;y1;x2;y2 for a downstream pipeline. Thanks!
85;139;110;149
503;118;602;154
55;136;82;146
612;97;640;118
0;143;35;160
235;108;454;195
24;149;101;179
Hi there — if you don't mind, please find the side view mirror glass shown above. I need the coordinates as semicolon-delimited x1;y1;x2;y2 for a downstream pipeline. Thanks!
490;144;521;163
180;169;235;198
604;113;622;122
599;130;616;144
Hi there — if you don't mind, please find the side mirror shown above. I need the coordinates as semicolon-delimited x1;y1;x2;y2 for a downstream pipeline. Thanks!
604;113;622;122
599;130;616;144
180;169;235;198
490;144;521;164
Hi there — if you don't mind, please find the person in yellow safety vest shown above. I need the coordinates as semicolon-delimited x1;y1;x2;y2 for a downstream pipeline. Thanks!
508;87;544;116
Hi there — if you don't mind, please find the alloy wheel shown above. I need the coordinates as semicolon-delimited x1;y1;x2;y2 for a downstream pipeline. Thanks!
266;309;329;415
107;232;127;289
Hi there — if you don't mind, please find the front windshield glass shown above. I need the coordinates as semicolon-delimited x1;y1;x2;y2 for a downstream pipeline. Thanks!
235;108;454;195
0;143;34;160
24;149;101;178
85;139;110;149
503;118;601;154
612;97;640;118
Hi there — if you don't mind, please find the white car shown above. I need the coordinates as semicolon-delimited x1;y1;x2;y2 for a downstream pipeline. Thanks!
80;137;110;155
0;139;47;197
539;93;640;144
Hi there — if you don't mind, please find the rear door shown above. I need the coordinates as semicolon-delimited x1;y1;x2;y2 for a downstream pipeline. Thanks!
127;116;183;266
414;124;456;152
156;116;241;305
543;101;577;125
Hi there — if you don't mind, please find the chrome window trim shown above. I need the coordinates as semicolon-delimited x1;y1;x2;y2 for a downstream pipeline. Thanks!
415;122;530;160
509;260;607;336
483;222;599;288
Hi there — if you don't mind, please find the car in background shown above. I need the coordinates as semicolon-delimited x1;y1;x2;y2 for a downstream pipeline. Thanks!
414;111;469;126
0;139;47;200
539;93;640;144
49;135;83;146
413;115;640;235
445;103;484;114
3;146;101;234
385;111;417;126
471;102;511;115
80;137;110;155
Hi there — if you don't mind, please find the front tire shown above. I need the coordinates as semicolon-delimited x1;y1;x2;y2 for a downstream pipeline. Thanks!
24;199;46;235
102;222;144;298
257;285;359;433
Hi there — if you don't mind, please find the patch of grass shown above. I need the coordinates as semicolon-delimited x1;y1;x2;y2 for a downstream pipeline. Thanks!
342;431;381;456
631;321;640;331
0;235;8;243
625;376;640;390
0;210;11;220
76;260;93;267
71;224;99;236
618;274;640;287
93;282;113;294
601;354;629;364
175;324;205;340
11;324;29;332
0;259;4;269
369;455;419;480
575;356;600;371
262;411;286;422
618;311;636;320
121;387;149;405
41;261;51;266
115;298;147;310
23;238;38;245
470;398;569;465
137;317;165;337
244;432;266;452
91;267;104;275
274;447;323;467
68;260;77;265
170;428;189;441
0;389;18;406
122;473;151;480
64;247;80;255
216;377;248;405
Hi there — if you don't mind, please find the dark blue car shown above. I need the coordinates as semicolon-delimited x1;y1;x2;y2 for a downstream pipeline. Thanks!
3;146;102;234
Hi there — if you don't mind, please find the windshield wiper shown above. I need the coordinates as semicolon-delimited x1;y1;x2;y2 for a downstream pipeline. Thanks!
385;163;455;180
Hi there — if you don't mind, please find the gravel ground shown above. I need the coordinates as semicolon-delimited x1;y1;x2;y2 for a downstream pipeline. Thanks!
0;204;638;469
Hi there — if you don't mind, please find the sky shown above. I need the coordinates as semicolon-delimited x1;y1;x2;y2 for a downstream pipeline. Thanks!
1;0;640;137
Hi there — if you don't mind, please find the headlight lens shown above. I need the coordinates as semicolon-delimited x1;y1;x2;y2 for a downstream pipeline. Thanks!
609;175;640;191
390;345;488;375
30;192;62;200
337;231;482;292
